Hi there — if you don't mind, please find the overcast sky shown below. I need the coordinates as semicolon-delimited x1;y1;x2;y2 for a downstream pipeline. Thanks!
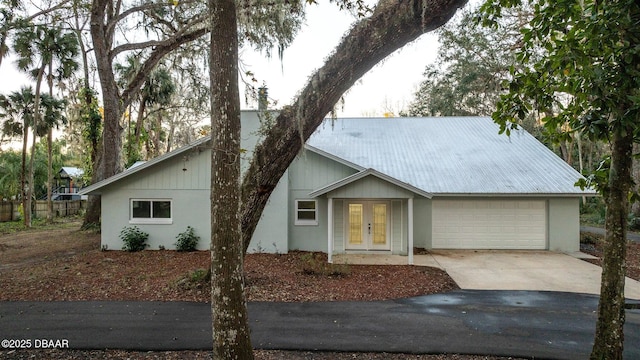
0;1;449;117
241;2;441;116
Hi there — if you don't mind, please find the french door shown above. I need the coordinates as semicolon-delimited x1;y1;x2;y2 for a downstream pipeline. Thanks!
346;201;391;250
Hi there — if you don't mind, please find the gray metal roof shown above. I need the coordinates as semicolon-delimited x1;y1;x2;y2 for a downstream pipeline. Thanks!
307;117;593;196
81;116;594;197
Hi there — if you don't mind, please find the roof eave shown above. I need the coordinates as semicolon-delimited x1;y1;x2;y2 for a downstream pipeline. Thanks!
430;192;598;198
304;144;365;171
79;136;211;195
309;168;434;199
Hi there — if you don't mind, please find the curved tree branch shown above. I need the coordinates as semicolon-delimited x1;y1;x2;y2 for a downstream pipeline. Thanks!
119;27;208;109
240;0;467;252
110;15;208;58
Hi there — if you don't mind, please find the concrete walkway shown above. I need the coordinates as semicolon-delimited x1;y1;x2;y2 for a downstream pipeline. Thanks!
334;250;640;300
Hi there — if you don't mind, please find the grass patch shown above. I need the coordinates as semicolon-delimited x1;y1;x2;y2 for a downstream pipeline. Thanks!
0;217;82;235
176;268;210;289
580;232;603;245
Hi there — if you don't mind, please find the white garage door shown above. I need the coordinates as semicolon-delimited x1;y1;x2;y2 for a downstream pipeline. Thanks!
432;200;547;249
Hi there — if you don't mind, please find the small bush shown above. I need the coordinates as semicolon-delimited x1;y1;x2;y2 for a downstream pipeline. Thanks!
629;215;640;232
580;232;602;245
176;268;210;289
580;197;606;226
175;226;200;252
120;226;149;252
300;252;350;277
81;221;101;233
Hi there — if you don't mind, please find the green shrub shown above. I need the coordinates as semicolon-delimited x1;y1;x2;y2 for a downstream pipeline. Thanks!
580;232;602;245
176;268;210;289
300;252;350;277
580;197;606;226
120;226;149;252
629;214;640;232
175;226;200;251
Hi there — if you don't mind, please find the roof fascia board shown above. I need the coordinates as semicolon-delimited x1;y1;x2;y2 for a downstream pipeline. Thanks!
79;136;211;195
303;144;365;171
431;192;598;197
309;168;433;199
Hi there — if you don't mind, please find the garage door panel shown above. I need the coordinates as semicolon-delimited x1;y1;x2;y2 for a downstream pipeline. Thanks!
432;200;547;249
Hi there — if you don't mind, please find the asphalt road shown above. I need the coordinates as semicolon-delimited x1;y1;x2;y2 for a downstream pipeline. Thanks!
581;226;640;243
1;290;639;359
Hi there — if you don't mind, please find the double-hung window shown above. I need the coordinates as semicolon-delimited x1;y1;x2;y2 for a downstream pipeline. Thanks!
295;199;318;226
130;199;172;224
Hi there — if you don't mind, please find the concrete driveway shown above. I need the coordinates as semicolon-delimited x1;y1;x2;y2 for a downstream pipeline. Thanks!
335;251;640;299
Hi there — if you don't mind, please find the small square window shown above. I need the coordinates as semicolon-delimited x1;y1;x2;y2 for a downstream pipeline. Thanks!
295;200;318;226
130;199;172;224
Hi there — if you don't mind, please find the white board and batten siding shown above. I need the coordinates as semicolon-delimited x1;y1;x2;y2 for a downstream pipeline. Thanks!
432;199;547;250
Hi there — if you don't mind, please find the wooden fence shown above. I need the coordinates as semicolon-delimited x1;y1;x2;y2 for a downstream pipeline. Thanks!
0;200;86;222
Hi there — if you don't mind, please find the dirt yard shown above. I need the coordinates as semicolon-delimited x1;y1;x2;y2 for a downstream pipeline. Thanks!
2;221;637;360
1;222;516;360
0;221;457;302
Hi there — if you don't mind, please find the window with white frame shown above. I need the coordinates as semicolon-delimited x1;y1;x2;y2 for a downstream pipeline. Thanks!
130;199;172;224
295;199;318;225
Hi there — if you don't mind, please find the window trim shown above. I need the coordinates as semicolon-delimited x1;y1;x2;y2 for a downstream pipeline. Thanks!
295;199;318;226
129;198;173;225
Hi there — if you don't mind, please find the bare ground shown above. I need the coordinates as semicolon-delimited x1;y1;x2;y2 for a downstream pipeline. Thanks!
3;223;636;359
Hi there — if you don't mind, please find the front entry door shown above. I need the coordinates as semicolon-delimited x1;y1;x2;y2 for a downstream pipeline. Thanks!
346;201;391;250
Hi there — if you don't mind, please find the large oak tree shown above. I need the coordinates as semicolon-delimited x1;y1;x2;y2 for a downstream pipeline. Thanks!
205;0;468;354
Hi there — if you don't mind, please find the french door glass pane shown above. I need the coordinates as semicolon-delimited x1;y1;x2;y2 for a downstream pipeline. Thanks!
348;204;363;245
373;204;387;245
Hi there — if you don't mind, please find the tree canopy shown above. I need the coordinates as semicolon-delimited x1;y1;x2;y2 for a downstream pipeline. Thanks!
405;5;527;117
480;0;640;358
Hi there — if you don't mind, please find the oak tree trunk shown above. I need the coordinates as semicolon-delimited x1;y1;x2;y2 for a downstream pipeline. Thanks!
240;0;467;251
86;0;124;226
209;0;253;356
86;0;208;226
590;126;634;360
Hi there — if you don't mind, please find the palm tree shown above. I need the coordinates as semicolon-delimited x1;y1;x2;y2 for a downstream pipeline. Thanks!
13;22;78;223
140;67;175;159
116;58;175;164
0;87;35;225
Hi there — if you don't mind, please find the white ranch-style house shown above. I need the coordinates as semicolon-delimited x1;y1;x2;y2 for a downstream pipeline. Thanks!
80;111;595;263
